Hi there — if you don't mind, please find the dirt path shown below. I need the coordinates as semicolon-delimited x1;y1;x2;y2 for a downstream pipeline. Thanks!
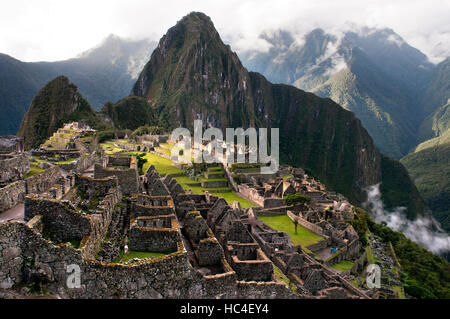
0;203;24;222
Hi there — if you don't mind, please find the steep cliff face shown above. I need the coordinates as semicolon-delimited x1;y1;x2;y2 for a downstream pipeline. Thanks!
132;12;255;131
17;76;101;149
131;12;423;215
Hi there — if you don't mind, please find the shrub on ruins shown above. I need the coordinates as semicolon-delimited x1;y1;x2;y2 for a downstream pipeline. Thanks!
134;152;148;174
97;129;116;143
283;193;311;206
130;125;165;138
346;208;369;246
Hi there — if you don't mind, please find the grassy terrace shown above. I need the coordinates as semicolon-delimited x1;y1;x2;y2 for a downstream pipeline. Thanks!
100;141;255;208
54;159;76;164
24;165;45;178
174;175;255;208
100;142;124;155
330;260;355;272
124;151;184;175
258;214;324;251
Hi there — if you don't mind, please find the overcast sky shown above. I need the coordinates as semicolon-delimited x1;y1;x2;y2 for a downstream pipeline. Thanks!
1;0;449;63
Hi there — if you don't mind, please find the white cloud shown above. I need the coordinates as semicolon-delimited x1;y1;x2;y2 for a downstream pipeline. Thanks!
0;0;449;62
365;184;450;255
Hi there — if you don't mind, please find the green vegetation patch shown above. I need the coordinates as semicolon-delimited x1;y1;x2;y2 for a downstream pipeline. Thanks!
353;208;450;299
330;260;354;272
258;214;324;249
124;151;183;175
283;193;311;206
24;165;45;178
174;175;256;208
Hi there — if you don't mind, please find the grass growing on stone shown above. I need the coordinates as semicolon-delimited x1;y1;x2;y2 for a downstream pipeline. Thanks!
54;159;76;164
174;175;256;208
330;260;355;272
393;285;405;299
100;142;124;154
198;176;227;182
24;165;45;178
155;147;172;156
366;245;376;264
211;191;256;208
174;176;204;194
258;214;324;250
119;250;171;262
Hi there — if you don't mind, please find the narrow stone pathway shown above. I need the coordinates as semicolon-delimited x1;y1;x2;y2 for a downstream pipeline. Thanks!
316;246;333;261
0;203;24;222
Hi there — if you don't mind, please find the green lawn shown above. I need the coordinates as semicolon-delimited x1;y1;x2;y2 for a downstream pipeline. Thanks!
198;176;227;182
330;260;355;272
211;191;256;208
174;175;204;194
258;214;324;249
174;175;256;208
155;146;172;156
100;142;124;155
54;159;76;164
124;151;184;175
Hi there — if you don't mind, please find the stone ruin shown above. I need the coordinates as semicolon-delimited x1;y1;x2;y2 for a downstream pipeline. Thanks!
0;132;372;299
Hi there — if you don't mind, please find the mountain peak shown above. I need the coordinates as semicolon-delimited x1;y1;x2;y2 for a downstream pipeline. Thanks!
17;76;97;149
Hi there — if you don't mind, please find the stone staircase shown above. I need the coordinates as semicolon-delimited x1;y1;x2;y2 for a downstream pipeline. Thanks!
198;166;229;189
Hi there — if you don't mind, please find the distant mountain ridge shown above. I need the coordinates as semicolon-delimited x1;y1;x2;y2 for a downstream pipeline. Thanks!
239;26;438;159
0;36;156;135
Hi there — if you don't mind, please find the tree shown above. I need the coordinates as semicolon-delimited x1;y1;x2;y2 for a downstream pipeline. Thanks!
284;193;311;206
293;216;299;234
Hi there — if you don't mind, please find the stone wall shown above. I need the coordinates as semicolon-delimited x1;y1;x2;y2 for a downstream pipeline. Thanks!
94;164;139;196
0;153;29;186
0;218;305;299
238;184;264;207
132;194;175;217
25;166;62;195
31;149;80;158
226;243;273;282
324;239;362;266
236;281;300;299
0;165;63;213
75;175;118;199
74;152;96;174
197;238;225;267
107;155;131;167
0;181;26;213
263;198;284;208
24;195;91;243
129;215;181;252
80;187;122;259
